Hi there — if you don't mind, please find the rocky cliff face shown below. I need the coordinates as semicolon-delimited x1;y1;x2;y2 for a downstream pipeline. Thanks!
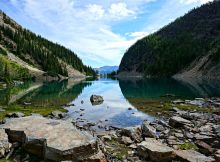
119;1;220;79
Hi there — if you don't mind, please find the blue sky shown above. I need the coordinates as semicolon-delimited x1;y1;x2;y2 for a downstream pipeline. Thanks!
0;0;213;68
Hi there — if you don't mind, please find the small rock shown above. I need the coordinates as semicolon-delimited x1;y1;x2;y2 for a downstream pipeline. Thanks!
102;135;111;141
141;121;157;138
120;126;142;142
195;140;215;154
174;149;215;162
184;132;194;139
169;116;191;128
119;136;133;145
214;150;220;162
128;144;137;149
174;132;184;138
128;107;132;110
6;112;25;118
137;138;175;162
194;134;214;143
50;111;65;119
155;125;165;132
172;99;185;104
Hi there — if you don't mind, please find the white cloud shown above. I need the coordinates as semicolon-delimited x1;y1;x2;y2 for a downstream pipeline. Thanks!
109;3;135;18
129;32;150;38
87;4;105;20
180;0;214;5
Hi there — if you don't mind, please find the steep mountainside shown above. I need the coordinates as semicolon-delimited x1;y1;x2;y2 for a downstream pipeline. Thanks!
119;1;220;79
0;11;95;81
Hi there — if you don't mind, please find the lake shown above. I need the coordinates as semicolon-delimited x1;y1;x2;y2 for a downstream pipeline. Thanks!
1;77;220;131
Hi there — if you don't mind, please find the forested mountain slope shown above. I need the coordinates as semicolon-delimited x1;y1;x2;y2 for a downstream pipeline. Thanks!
0;11;95;81
119;0;220;79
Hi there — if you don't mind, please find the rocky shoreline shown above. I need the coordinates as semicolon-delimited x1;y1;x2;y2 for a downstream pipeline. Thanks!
0;97;219;162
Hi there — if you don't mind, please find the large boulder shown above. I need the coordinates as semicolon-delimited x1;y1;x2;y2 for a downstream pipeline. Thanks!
0;116;100;162
141;121;157;138
137;138;175;161
0;129;11;158
169;116;191;128
90;95;104;105
174;150;215;162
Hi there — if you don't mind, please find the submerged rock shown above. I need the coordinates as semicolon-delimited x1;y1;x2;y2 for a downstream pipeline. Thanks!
174;149;215;162
137;138;175;161
0;116;101;162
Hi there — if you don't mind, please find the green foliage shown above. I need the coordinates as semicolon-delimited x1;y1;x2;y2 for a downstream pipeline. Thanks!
0;55;31;82
0;104;67;120
0;13;95;77
178;142;198;150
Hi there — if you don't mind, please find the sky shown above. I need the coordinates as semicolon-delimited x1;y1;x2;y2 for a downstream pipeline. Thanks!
0;0;214;68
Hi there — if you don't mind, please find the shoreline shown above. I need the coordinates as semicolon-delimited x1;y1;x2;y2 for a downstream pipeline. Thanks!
0;97;219;161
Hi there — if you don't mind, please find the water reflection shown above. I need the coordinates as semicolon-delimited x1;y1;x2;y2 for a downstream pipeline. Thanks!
119;78;220;100
1;77;220;130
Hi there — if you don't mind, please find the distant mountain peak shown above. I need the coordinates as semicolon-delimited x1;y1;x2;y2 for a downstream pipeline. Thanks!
95;66;119;74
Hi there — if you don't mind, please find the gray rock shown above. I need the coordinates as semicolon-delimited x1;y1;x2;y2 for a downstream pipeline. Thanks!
50;110;65;119
174;150;215;162
213;125;220;134
155;124;165;132
119;136;133;145
195;140;215;154
0;129;11;158
199;125;213;132
141;121;157;138
214;150;220;162
102;135;111;141
120;126;142;142
83;150;106;162
0;116;99;162
172;99;185;104
169;116;191;128
90;95;104;105
194;134;214;143
189;100;205;106
137;138;175;162
184;132;194;139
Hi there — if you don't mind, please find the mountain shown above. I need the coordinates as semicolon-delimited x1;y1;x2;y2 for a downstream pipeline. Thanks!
119;1;220;80
0;11;95;82
95;66;119;74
